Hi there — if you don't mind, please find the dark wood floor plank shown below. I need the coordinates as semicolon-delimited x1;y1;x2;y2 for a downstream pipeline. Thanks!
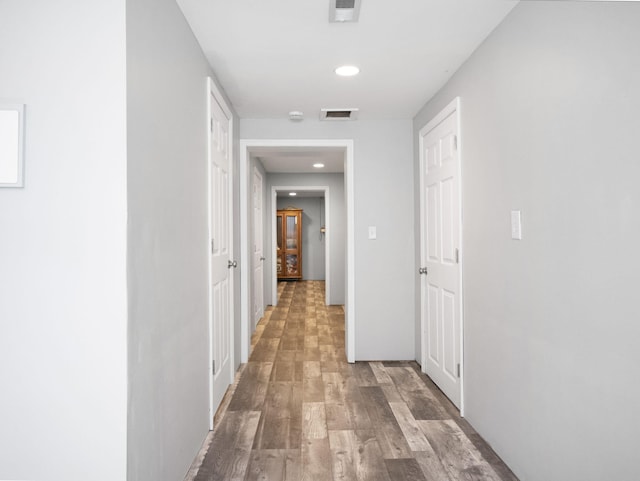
385;366;451;420
245;449;301;481
384;458;429;481
253;382;302;450
227;362;273;412
386;366;430;391
414;450;453;481
194;410;261;481
349;362;378;387
418;420;502;481
400;387;450;420
250;338;280;362
325;400;372;431
360;386;413;459
380;383;404;403
329;429;392;481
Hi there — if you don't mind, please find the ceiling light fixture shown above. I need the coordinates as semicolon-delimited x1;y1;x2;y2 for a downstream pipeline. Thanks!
289;192;297;196
335;65;360;77
313;163;325;169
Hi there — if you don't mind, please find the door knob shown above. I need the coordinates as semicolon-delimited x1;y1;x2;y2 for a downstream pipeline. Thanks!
419;267;428;275
228;260;238;268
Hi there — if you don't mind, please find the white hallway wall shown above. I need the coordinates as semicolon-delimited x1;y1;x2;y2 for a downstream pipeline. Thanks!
242;119;415;360
1;1;240;480
0;1;128;480
413;3;640;480
126;0;239;480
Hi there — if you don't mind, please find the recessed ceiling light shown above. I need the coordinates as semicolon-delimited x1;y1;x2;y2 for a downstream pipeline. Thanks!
313;163;325;169
335;65;360;77
289;192;297;196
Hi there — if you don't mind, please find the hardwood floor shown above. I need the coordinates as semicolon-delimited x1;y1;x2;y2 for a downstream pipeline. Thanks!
192;280;518;481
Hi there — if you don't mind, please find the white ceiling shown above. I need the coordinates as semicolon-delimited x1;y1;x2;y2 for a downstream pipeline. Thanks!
251;146;345;173
176;0;518;120
276;191;326;198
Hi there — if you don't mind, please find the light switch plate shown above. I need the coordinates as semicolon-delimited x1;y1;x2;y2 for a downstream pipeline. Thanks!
368;226;377;240
511;210;522;240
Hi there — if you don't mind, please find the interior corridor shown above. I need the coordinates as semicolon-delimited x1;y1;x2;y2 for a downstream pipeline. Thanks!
191;281;517;481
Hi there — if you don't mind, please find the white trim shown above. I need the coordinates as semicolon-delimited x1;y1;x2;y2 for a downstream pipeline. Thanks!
206;77;235;429
271;186;331;307
240;139;355;363
345;141;355;363
418;97;464;415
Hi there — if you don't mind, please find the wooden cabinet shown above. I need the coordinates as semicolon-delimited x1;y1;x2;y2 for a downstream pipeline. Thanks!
276;208;302;280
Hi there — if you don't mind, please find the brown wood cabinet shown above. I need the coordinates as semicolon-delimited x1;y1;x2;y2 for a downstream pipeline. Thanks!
276;208;302;280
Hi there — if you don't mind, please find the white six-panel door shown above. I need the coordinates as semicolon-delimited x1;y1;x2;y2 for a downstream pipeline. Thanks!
419;98;463;409
252;168;264;329
209;86;234;422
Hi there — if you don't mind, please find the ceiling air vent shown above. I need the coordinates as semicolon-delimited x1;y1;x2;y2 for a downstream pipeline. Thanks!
329;0;361;23
320;108;359;121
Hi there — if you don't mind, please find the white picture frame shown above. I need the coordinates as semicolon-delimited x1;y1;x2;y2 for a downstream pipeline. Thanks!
0;104;25;188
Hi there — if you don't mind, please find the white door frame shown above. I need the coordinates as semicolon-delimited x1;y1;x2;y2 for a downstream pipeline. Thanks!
240;139;355;363
271;186;330;307
207;77;235;429
419;97;465;415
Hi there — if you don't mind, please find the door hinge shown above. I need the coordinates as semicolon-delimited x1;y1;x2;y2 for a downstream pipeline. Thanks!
212;360;216;374
455;248;459;264
454;135;458;150
210;118;214;133
457;363;461;378
211;239;215;253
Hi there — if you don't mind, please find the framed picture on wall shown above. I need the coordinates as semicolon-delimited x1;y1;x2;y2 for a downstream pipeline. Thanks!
0;104;25;188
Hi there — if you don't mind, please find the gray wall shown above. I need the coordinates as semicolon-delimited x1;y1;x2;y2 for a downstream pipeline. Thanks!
0;1;128;480
268;173;344;305
126;0;239;480
242;119;415;360
413;3;640;480
277;196;327;282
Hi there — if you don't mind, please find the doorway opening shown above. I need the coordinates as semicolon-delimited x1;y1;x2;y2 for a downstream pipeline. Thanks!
272;187;330;306
240;139;355;363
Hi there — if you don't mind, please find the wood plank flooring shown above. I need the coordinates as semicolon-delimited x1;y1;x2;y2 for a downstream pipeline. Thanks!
193;280;518;481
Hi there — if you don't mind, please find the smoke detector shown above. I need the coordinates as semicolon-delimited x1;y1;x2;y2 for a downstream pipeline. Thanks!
320;108;359;121
288;111;304;121
329;0;361;23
